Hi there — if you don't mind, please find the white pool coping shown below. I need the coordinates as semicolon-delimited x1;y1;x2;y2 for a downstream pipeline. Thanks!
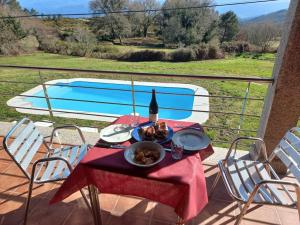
7;78;209;123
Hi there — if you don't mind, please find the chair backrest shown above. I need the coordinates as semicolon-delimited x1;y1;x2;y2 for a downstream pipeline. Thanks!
3;118;46;179
273;127;300;182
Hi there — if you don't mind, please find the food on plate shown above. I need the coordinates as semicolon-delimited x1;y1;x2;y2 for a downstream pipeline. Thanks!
138;122;168;141
134;147;161;165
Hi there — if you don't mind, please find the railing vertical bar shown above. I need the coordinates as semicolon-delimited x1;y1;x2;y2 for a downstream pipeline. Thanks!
237;82;251;135
131;75;136;115
39;71;54;118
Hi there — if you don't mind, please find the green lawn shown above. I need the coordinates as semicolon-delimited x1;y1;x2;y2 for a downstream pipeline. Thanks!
0;52;275;148
0;52;274;77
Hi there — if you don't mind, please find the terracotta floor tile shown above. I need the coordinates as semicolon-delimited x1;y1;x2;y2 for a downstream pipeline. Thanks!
26;198;75;225
0;193;42;225
112;195;155;218
152;203;178;222
276;207;299;225
98;194;119;212
151;219;173;225
151;219;194;225
0;165;28;192
193;199;236;225
0;162;10;172
0;149;11;163
108;214;150;225
61;203;95;225
241;205;281;225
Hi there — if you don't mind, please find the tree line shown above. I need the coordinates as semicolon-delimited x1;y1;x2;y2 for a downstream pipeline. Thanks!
89;0;239;46
0;0;282;58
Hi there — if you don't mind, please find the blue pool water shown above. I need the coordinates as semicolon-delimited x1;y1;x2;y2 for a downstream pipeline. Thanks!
26;81;196;120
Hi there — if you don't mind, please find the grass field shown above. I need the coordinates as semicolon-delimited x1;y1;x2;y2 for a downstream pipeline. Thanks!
0;52;275;147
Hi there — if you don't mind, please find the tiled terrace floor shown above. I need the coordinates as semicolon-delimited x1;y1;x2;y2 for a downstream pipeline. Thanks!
0;137;298;225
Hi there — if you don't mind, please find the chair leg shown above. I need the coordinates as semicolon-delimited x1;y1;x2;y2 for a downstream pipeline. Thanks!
176;216;185;225
79;188;92;213
23;177;34;225
209;171;221;198
235;198;253;225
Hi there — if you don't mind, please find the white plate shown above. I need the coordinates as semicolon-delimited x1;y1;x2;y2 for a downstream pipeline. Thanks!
172;129;211;151
124;141;165;168
100;124;132;143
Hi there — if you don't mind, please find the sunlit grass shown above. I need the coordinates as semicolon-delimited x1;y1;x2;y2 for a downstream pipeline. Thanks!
0;52;275;148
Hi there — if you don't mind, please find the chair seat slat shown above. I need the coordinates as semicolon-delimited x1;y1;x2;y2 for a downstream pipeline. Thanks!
21;134;44;171
279;139;300;167
51;146;72;180
14;128;40;163
227;163;249;202
234;161;262;202
285;131;300;150
76;145;88;164
243;161;275;204
9;122;35;155
276;149;300;182
67;146;79;166
254;162;290;205
40;148;62;181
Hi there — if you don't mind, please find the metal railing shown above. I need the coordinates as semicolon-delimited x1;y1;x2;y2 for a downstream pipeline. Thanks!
0;64;274;146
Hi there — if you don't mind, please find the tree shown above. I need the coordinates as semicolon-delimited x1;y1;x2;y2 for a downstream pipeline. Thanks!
89;0;131;44
0;15;26;54
23;8;38;16
128;0;160;37
245;22;280;52
219;11;239;43
161;0;217;46
0;0;21;10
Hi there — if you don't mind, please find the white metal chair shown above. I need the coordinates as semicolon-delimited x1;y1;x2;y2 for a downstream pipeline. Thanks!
2;117;91;225
210;127;300;225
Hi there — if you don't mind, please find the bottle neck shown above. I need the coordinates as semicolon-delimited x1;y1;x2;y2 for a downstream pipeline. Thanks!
152;90;156;101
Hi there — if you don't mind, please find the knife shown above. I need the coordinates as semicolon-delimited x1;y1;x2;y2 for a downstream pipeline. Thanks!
96;143;127;149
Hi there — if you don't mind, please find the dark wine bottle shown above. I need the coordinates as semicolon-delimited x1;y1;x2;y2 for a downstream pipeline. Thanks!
149;89;158;122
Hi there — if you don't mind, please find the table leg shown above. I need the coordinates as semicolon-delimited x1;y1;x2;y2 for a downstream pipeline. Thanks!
176;216;185;225
88;185;102;225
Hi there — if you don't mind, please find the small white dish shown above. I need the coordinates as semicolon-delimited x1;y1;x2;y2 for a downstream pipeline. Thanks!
172;129;211;151
100;124;132;143
124;141;165;168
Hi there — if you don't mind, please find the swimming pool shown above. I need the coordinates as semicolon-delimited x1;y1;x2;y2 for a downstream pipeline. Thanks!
7;78;209;123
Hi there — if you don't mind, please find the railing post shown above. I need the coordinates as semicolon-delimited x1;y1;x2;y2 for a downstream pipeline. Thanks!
39;71;54;118
130;75;136;116
237;82;251;135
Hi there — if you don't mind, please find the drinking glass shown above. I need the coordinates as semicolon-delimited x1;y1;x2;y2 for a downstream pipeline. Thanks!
129;112;140;128
171;142;184;160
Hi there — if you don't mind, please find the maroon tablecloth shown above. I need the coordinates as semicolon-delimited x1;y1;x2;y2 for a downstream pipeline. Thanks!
50;116;214;221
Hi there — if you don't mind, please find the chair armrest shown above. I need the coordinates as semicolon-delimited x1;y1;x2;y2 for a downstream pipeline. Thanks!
257;179;299;188
49;125;86;146
224;137;267;164
31;156;73;182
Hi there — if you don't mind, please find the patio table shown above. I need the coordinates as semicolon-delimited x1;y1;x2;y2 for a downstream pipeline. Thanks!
50;116;214;225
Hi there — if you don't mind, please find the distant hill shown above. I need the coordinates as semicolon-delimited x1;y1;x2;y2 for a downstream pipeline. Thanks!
242;9;287;24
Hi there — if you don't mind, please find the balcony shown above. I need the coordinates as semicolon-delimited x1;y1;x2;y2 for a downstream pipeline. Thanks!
0;135;298;225
1;1;300;224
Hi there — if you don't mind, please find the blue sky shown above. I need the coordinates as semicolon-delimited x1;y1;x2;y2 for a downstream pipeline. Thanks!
18;0;290;19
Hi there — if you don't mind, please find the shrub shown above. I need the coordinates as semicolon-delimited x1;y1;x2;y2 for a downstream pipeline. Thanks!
39;39;59;53
93;45;120;54
119;50;166;62
168;48;196;62
18;35;39;52
220;41;250;53
190;44;224;60
207;45;223;59
191;44;208;60
55;41;71;55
